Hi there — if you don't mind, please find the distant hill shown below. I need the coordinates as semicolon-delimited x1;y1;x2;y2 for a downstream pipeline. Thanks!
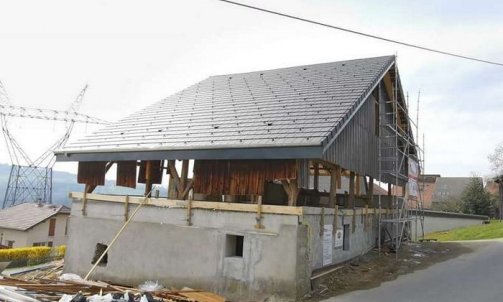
0;163;165;207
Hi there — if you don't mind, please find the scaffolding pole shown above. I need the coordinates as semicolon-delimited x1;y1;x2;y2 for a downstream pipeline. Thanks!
377;58;425;257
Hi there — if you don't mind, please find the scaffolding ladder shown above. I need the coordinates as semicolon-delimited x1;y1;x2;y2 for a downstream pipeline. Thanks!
377;62;425;257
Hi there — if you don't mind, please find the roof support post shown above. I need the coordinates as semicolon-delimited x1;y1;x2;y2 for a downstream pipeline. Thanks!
313;162;319;191
180;160;189;199
329;167;337;208
367;177;374;206
168;160;181;199
144;160;153;197
281;179;299;206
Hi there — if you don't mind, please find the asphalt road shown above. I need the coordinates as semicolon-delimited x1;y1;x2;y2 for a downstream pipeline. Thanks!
322;240;503;302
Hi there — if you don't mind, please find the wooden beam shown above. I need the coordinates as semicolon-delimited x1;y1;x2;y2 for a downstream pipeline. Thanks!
281;179;299;206
329;168;337;207
69;192;305;216
336;166;342;189
367;177;374;206
168;160;181;197
144;161;153;197
180;160;189;198
255;195;264;229
313;162;319;191
124;195;130;222
348;171;355;208
333;204;339;234
289;179;299;206
186;198;193;226
355;174;361;196
82;184;89;216
181;179;194;200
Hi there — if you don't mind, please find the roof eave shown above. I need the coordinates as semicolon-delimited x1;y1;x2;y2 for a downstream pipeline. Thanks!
55;144;324;162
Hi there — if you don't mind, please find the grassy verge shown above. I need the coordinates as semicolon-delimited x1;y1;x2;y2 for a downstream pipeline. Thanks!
424;220;503;241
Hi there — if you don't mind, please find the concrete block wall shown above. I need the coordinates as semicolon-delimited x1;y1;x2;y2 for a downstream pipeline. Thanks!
301;208;377;270
64;199;377;301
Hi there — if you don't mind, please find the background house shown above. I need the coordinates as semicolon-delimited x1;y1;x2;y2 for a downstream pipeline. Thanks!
0;203;70;248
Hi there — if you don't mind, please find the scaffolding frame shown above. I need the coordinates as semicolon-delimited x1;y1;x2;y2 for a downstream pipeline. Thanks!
377;60;425;258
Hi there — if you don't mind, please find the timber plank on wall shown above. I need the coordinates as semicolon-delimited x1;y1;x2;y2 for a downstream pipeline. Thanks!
116;161;137;188
137;160;164;184
77;161;106;186
193;159;297;195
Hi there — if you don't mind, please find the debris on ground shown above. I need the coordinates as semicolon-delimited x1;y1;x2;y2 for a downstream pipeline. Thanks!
0;262;225;302
306;242;473;301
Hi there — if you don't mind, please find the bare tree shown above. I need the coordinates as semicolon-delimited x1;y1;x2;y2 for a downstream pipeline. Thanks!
488;142;503;176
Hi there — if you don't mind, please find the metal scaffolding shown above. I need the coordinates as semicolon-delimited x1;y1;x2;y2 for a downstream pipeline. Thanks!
377;61;425;257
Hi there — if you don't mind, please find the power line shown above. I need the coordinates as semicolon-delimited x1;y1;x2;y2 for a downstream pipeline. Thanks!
217;0;503;67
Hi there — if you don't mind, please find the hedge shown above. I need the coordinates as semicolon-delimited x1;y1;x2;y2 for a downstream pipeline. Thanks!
0;245;66;265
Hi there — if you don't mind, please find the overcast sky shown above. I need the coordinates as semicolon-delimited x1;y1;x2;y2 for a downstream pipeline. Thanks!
0;0;501;178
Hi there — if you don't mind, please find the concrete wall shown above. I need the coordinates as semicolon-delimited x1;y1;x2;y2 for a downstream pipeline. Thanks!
0;214;68;248
64;199;377;301
411;210;488;239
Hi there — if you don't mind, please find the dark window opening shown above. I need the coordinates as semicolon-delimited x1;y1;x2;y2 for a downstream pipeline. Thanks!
47;241;53;247
343;224;350;251
92;243;108;266
7;240;14;248
225;234;244;257
48;218;56;236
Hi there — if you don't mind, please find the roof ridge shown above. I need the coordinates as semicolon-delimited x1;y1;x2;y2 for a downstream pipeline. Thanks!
210;55;395;78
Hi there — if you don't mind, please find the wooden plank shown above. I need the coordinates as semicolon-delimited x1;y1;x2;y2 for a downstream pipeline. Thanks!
124;195;130;222
168;160;181;194
77;161;106;187
82;184;89;216
180;291;225;302
255;195;264;229
180;160;189;198
69;192;304;216
313;162;319;191
336;166;342;189
355;174;361;196
144;160;153;197
367;177;374;206
329;168;337;208
116;161;137;188
181;179;194;199
333;204;338;234
348;171;355;208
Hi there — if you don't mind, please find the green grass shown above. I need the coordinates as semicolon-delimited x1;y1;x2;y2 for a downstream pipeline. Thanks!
424;220;503;241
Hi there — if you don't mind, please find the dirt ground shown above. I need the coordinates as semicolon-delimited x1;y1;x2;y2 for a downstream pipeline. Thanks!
305;241;473;301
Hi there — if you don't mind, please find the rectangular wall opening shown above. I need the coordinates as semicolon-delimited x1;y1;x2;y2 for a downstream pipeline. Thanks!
343;224;350;251
92;243;108;266
225;234;244;257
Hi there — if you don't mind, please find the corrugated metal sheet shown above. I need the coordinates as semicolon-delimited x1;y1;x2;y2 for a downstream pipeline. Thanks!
57;56;395;156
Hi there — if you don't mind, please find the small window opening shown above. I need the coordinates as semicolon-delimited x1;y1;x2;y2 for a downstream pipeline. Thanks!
92;243;108;266
225;234;244;257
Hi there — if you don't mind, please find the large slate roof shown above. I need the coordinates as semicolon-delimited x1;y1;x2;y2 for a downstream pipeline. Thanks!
56;56;394;161
0;203;70;231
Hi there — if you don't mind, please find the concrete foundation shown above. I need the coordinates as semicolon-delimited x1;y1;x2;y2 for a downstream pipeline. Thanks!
64;197;378;301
